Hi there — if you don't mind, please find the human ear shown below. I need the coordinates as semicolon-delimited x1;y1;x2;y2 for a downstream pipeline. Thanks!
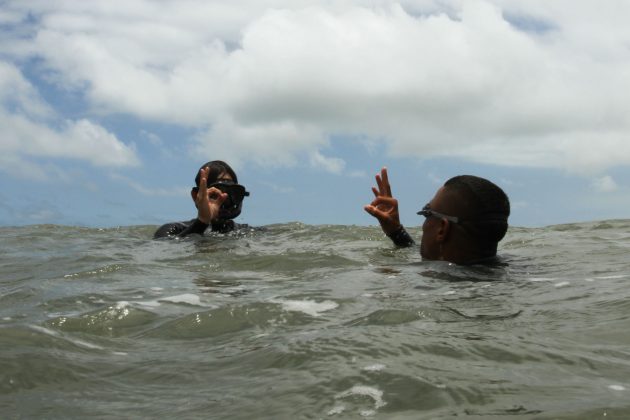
436;219;451;243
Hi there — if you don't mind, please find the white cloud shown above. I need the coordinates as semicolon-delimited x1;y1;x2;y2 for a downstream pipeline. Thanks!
3;0;630;174
0;8;22;25
140;130;163;146
0;61;140;177
0;61;53;118
348;170;367;178
0;112;140;167
256;180;295;194
310;151;346;174
193;118;326;168
109;174;189;196
592;175;618;193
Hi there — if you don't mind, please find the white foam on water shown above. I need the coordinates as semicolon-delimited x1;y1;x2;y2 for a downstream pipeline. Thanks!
47;311;81;319
360;409;376;417
443;291;456;295
136;299;161;307
336;385;386;410
273;299;338;317
150;287;163;291
29;325;104;350
327;405;345;415
528;277;558;282
608;385;626;391
596;275;627;280
554;281;571;288
159;294;203;306
109;302;131;320
70;337;105;350
127;296;209;309
362;364;386;372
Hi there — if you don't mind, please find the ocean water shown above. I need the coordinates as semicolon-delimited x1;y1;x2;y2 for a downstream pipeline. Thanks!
1;221;630;419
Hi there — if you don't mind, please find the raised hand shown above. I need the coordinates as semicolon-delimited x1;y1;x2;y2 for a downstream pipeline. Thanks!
363;167;402;235
196;167;228;224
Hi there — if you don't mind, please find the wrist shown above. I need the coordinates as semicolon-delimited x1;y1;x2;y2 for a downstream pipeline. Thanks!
386;225;415;247
383;222;402;236
385;224;404;237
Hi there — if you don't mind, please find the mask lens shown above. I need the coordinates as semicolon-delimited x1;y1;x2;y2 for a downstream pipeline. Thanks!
228;185;246;202
210;184;244;203
207;182;249;219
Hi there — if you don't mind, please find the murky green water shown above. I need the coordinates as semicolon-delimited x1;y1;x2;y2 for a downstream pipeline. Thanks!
1;221;630;418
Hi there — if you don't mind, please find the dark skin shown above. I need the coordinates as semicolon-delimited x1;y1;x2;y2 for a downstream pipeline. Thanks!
363;167;401;235
364;167;483;264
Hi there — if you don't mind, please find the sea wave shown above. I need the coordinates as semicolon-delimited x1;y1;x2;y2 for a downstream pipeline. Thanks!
1;221;630;418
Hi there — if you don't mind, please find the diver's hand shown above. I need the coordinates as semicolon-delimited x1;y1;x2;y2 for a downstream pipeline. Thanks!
364;167;402;236
196;167;228;224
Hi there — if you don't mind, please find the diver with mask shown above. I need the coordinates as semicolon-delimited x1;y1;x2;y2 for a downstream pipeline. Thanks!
154;160;250;238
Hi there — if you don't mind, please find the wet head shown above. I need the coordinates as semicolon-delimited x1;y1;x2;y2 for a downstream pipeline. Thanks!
190;160;249;221
419;176;510;265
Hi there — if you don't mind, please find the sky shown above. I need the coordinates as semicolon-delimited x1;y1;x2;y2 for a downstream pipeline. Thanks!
1;0;629;229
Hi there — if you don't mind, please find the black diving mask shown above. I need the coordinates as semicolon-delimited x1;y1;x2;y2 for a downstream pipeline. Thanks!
207;180;250;220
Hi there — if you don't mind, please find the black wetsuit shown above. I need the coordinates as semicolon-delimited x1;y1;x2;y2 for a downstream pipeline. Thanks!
153;218;248;239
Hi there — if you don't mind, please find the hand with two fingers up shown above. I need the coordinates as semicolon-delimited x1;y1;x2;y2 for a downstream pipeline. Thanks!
363;167;402;236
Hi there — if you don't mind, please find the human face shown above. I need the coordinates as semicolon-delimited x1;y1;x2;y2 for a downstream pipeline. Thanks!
215;172;233;183
417;204;459;224
192;172;235;205
419;187;449;260
209;172;250;220
208;178;249;209
200;172;233;199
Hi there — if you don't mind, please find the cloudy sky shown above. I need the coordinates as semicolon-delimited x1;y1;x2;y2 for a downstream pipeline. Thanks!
1;0;629;228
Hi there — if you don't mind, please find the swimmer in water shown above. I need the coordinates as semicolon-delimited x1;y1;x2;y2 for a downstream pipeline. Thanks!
364;167;510;265
154;160;250;238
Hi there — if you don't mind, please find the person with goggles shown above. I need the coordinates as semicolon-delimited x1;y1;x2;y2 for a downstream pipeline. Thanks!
364;167;510;265
154;160;250;239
